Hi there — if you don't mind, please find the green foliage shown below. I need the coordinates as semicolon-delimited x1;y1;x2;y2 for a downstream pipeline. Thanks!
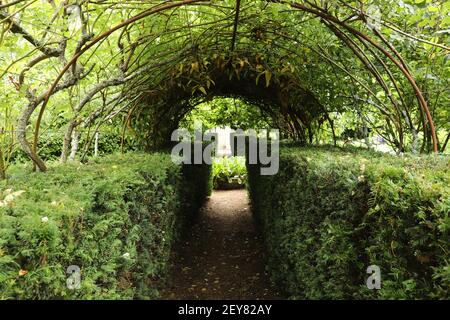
0;153;210;299
181;98;273;131
247;146;449;299
212;156;247;190
1;0;448;172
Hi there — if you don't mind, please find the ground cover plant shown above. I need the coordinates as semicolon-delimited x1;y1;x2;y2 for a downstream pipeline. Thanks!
0;153;210;299
212;156;247;189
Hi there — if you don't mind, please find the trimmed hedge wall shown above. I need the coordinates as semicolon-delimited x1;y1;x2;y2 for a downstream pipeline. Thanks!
247;146;449;299
0;153;210;299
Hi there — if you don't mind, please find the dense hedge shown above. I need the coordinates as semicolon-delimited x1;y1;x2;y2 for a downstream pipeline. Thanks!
247;146;449;299
0;153;210;299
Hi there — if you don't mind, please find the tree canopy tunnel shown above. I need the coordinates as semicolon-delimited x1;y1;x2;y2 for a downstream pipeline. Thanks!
129;54;328;149
1;0;449;172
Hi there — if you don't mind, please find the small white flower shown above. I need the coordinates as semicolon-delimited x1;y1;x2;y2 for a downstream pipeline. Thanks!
360;163;366;172
41;216;49;223
51;201;58;207
122;253;130;259
357;175;365;182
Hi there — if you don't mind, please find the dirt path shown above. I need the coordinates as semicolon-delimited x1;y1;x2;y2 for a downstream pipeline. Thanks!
160;189;281;300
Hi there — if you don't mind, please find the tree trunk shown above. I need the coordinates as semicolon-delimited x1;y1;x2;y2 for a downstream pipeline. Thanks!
17;102;47;172
69;130;80;161
60;120;77;163
0;145;6;180
441;132;450;153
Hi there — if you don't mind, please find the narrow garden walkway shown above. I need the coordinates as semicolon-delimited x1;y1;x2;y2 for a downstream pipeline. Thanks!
161;190;280;300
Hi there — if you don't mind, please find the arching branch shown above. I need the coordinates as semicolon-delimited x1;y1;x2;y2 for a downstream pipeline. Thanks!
287;1;438;152
16;0;207;171
230;0;241;52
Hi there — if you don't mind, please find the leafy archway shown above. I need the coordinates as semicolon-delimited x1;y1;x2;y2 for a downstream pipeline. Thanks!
0;0;448;173
128;53;329;148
